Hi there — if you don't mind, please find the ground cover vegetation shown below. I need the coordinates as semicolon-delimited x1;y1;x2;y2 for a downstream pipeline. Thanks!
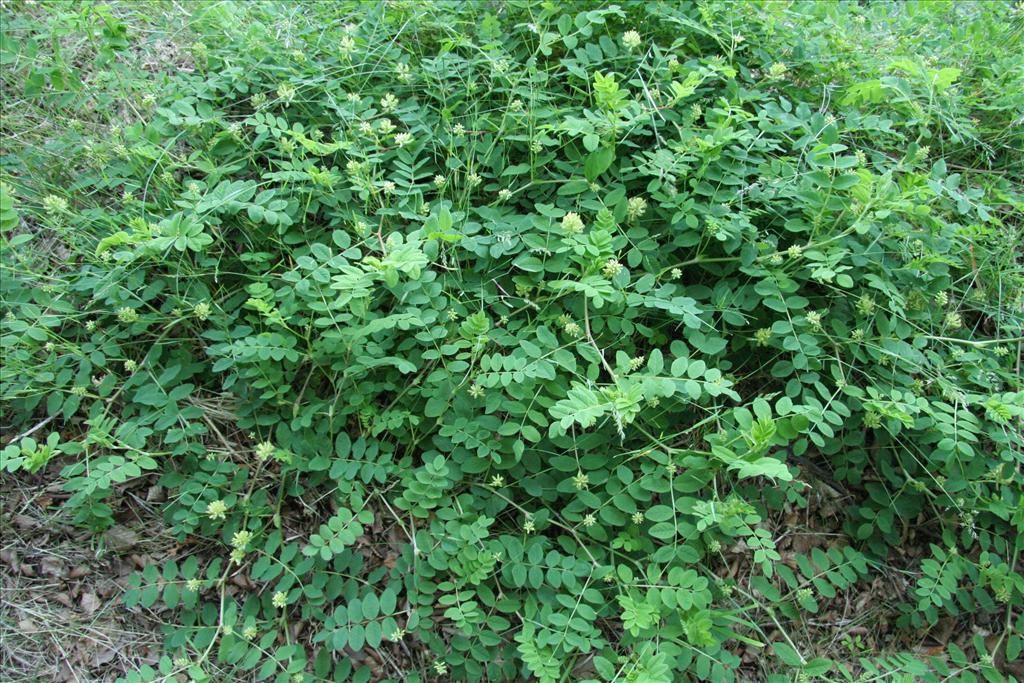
1;1;1023;681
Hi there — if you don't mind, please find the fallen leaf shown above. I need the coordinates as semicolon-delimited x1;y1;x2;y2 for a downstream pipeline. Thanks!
56;661;74;682
81;591;101;615
0;549;19;570
41;556;67;578
14;514;38;529
89;644;116;666
103;526;139;553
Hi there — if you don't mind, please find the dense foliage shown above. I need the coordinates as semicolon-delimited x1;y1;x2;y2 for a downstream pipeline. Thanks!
2;1;1023;682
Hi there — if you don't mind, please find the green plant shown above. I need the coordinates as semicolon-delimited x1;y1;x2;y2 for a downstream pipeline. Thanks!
1;1;1022;682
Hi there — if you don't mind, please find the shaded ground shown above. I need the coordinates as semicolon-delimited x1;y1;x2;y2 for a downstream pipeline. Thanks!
0;470;167;681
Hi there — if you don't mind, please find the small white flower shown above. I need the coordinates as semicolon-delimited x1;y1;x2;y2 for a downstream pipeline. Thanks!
231;530;253;551
627;196;647;220
193;301;211;321
806;310;824;331
43;195;68;214
207;499;228;520
622;30;642;51
561;212;585;234
255;441;276;461
276;83;296;104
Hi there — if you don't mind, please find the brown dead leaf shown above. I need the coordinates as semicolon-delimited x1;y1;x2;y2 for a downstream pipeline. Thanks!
56;660;75;682
80;591;101;615
0;548;19;570
13;514;38;529
88;643;117;667
103;525;139;553
790;533;823;554
40;555;66;578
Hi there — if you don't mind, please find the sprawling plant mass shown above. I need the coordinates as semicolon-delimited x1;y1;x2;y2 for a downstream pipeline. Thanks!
1;1;1022;682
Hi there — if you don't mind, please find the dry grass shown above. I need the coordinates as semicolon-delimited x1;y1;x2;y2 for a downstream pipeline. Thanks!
0;472;168;681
